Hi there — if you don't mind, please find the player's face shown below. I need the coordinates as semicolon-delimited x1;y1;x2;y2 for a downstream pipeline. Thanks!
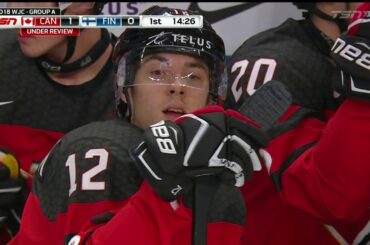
129;53;210;129
8;2;67;59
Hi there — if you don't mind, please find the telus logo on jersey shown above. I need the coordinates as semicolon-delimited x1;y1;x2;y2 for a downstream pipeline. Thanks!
147;31;213;50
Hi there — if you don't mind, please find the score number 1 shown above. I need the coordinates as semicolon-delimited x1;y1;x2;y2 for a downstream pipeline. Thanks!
61;16;79;27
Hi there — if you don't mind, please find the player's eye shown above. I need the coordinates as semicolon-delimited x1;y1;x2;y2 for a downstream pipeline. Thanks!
151;70;162;76
149;69;168;81
187;74;200;80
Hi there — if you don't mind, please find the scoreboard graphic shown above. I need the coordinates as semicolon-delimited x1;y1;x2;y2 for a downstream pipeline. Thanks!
0;7;203;36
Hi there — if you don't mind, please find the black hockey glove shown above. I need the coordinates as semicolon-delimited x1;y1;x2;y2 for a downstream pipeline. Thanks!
330;12;370;100
130;105;268;202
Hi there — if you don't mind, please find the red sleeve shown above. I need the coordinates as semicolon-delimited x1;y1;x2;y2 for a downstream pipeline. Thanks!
0;125;63;244
0;124;63;188
74;181;244;245
9;192;129;245
268;99;370;223
9;121;145;245
8;193;58;245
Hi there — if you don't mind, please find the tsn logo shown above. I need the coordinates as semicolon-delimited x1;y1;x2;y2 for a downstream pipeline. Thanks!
0;17;17;25
332;10;370;19
151;121;177;154
331;37;370;70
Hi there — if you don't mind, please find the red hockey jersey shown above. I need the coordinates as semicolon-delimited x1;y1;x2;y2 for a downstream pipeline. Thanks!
240;100;370;244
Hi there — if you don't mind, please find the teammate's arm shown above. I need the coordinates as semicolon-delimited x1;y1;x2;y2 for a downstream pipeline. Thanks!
266;99;370;223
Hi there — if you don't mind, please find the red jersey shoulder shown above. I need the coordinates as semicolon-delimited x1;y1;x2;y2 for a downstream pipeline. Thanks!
33;119;143;221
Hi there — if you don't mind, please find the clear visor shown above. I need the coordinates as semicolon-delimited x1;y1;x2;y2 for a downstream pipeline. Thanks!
116;49;227;100
118;53;212;93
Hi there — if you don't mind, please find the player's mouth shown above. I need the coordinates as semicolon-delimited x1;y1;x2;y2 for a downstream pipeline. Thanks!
163;108;185;121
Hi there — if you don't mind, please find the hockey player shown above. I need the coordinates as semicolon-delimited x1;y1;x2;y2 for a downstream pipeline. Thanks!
0;2;114;243
225;2;370;244
0;2;115;133
10;6;266;245
226;2;363;113
60;4;370;244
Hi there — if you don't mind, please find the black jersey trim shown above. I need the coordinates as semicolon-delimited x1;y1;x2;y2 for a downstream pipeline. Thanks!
267;107;326;191
270;141;317;192
267;107;326;140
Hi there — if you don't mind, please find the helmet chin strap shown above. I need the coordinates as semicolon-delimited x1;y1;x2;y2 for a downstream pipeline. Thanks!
36;28;111;73
311;4;349;33
62;35;78;63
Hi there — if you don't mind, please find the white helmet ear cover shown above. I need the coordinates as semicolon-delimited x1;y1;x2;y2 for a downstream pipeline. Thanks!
115;57;128;116
116;57;127;88
218;66;228;101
